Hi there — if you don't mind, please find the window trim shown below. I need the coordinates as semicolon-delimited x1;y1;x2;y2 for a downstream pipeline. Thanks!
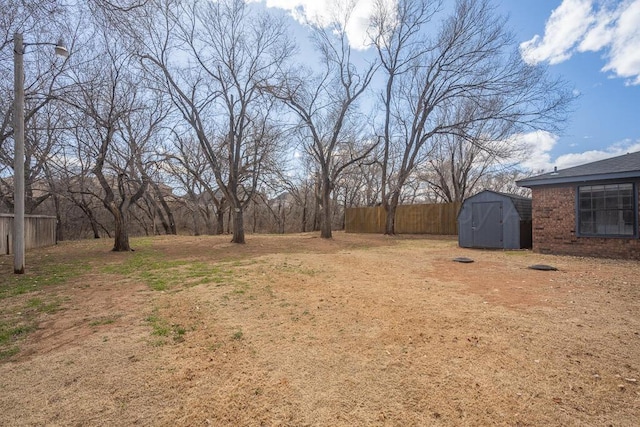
575;182;638;238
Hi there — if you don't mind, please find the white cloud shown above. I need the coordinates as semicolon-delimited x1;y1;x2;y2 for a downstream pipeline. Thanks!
520;0;640;85
516;131;640;172
247;0;394;49
514;130;560;171
598;0;640;85
550;141;640;169
578;6;616;51
520;0;595;65
250;0;332;26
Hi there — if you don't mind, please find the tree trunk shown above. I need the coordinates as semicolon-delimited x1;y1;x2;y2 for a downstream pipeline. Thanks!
52;193;63;242
341;189;347;230
280;201;286;234
313;192;322;232
112;207;132;251
199;205;212;235
192;208;200;236
216;207;224;235
90;219;101;239
231;207;245;244
301;205;307;233
252;203;258;233
301;189;308;232
384;192;401;235
82;203;101;239
154;204;171;234
320;181;332;239
156;190;176;235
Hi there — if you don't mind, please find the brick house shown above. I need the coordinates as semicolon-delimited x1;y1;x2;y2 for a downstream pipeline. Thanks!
516;151;640;260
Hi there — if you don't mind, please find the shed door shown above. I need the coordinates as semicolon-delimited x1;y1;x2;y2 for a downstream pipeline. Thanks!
472;202;503;248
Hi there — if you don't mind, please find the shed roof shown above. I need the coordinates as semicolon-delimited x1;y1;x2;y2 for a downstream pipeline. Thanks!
463;190;532;220
516;151;640;187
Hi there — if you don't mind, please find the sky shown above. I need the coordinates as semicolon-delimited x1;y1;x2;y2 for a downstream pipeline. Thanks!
249;0;640;173
497;0;640;171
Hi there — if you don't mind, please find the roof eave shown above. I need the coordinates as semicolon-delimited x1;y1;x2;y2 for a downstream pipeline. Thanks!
517;171;640;188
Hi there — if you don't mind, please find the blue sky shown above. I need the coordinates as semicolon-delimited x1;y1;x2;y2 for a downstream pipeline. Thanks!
496;0;640;171
249;0;640;172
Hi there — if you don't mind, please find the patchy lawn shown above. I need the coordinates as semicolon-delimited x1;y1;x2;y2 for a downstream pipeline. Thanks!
0;232;638;426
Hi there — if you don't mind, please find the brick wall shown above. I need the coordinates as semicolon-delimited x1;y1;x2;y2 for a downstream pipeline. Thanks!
531;185;640;260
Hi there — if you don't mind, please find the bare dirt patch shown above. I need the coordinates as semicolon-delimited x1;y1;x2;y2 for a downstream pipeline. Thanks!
0;232;638;426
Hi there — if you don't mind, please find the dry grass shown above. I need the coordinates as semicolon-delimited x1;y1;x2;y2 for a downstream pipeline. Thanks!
0;232;638;426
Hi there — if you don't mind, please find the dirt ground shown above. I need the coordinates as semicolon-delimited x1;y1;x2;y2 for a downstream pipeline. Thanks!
0;232;638;426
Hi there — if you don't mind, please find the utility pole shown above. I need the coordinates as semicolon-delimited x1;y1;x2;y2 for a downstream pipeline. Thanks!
13;32;25;274
12;33;68;274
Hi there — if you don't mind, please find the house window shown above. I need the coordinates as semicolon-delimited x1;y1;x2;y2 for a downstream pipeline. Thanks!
578;183;636;236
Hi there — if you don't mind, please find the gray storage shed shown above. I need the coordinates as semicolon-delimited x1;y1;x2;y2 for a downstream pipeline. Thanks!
458;190;532;249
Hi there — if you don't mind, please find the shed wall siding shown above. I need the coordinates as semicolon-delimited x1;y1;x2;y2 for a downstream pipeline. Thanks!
502;204;522;249
458;191;532;249
531;186;640;260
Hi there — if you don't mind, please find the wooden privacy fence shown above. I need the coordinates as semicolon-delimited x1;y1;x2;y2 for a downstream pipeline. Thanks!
0;214;57;255
345;202;461;235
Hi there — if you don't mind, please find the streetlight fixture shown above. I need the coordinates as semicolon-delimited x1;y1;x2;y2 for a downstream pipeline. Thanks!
54;39;69;58
13;32;68;274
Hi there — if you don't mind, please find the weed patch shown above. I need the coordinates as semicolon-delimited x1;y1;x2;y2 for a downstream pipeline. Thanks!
0;262;83;300
89;315;121;327
275;261;320;276
0;322;37;345
0;255;81;359
26;297;63;314
0;346;19;360
0;320;37;360
145;308;188;344
0;294;66;361
103;248;235;291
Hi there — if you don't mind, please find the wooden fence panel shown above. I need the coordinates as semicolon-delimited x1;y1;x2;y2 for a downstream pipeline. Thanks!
0;214;57;255
0;216;9;255
345;202;460;235
344;206;384;233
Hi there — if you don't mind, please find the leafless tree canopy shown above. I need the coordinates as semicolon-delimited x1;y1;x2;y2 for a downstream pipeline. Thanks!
369;0;572;234
266;3;379;238
0;0;573;245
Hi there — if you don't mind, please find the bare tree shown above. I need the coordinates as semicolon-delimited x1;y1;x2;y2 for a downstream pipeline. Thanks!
1;102;61;214
0;1;73;212
335;157;382;211
48;133;109;239
66;26;168;251
0;0;66;142
420;116;527;202
137;155;177;235
113;0;294;244
371;0;573;234
369;0;439;215
475;168;533;198
268;6;378;238
164;133;228;235
42;92;121;241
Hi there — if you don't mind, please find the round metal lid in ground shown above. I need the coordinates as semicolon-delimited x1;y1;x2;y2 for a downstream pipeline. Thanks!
528;264;558;271
453;257;474;263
